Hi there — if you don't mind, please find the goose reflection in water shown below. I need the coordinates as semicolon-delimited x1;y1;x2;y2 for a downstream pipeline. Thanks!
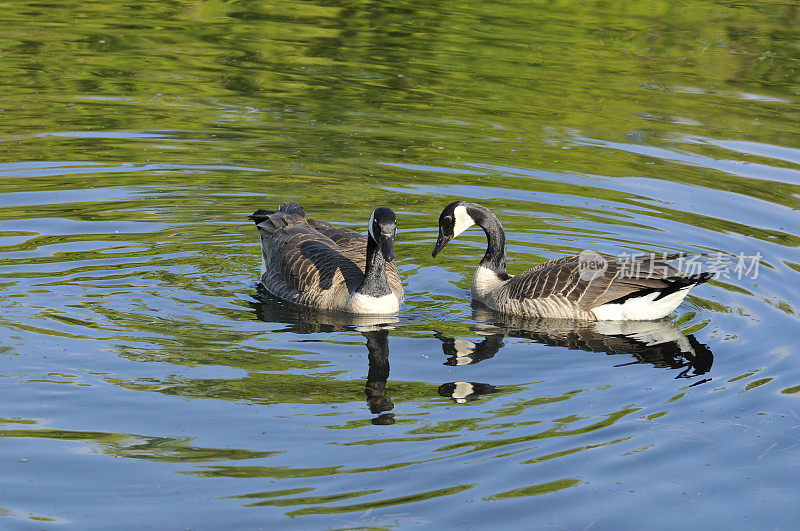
250;287;396;424
435;306;713;403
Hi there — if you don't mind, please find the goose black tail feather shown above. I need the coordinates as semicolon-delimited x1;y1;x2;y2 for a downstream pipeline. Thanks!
249;203;306;225
607;272;713;305
248;209;276;225
669;271;714;288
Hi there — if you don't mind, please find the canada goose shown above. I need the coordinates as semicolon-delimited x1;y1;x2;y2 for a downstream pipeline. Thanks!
432;201;712;320
250;202;403;314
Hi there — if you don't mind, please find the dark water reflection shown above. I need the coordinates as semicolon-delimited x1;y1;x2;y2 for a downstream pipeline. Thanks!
250;288;398;424
434;306;713;406
251;285;714;421
455;306;713;377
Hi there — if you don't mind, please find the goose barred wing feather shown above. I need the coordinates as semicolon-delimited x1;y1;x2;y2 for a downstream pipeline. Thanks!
501;256;581;299
256;213;364;307
306;218;366;250
575;256;683;308
385;263;404;301
501;254;689;312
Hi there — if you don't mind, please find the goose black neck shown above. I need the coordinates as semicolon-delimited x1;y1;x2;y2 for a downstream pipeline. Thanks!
467;203;509;278
357;236;392;296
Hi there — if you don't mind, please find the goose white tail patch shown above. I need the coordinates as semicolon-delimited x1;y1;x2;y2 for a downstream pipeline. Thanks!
453;205;475;238
592;287;692;321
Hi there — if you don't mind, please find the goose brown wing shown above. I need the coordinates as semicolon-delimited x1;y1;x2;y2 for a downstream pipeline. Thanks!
578;255;685;308
502;254;688;309
256;213;365;299
306;218;367;250
502;256;584;302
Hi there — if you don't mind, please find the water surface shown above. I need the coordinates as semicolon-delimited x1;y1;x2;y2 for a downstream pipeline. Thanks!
2;1;800;528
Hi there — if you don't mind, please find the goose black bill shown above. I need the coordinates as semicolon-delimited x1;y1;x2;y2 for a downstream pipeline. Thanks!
432;232;452;258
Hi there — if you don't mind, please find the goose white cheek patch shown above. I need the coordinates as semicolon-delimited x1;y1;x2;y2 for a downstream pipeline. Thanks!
452;205;475;237
368;210;376;241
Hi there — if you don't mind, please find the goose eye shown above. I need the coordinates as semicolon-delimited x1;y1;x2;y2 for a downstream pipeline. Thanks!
444;216;453;223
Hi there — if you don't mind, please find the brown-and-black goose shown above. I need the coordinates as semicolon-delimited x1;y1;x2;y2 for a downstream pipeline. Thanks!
250;202;404;314
432;201;711;320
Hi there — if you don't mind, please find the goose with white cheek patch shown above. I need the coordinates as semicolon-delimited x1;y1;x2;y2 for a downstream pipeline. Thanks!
432;201;712;321
250;203;403;315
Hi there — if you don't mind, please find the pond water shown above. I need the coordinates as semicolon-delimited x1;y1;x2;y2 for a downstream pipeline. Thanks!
2;1;800;528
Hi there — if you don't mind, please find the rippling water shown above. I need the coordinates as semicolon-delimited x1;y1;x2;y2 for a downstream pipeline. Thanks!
2;1;800;527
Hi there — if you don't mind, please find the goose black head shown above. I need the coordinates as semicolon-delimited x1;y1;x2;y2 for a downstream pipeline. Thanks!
432;201;475;258
368;207;397;262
